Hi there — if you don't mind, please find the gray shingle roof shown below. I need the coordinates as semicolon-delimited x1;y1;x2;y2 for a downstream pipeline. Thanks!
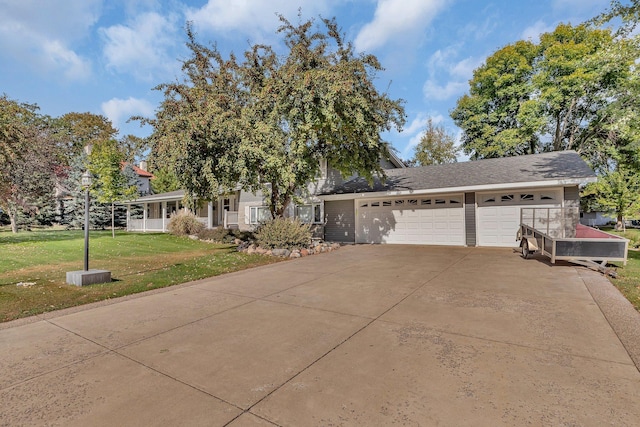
322;151;596;195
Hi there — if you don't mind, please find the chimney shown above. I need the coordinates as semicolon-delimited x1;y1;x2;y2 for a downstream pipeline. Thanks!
139;161;148;171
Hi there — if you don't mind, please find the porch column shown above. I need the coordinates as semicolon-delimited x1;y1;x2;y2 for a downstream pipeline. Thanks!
126;206;130;231
208;202;214;229
162;201;167;232
143;203;148;232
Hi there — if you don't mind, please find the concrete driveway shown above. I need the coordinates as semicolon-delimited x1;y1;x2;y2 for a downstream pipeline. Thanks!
2;245;640;426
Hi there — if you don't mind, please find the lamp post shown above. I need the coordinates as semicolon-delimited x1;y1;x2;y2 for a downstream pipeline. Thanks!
81;170;91;271
66;144;110;286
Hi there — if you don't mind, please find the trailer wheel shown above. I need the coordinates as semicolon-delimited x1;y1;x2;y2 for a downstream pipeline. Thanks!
521;240;531;259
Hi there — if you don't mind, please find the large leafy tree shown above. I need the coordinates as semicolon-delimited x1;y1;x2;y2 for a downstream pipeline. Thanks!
411;118;459;166
145;16;405;217
150;167;181;194
451;23;636;162
119;134;150;164
451;40;541;159
582;167;640;227
55;112;118;163
0;95;59;232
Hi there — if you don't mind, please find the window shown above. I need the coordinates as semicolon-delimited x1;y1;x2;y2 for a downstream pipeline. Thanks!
421;198;432;205
360;202;369;208
501;194;514;202
483;196;495;203
540;194;555;200
435;198;446;205
449;197;461;205
296;203;323;224
382;200;392;207
408;199;418;206
371;201;380;207
394;199;405;207
520;194;534;201
250;206;271;224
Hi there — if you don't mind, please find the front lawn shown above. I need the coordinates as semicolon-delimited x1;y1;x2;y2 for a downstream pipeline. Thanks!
605;228;640;312
0;230;280;322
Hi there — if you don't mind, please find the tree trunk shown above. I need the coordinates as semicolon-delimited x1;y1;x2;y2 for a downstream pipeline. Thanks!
8;209;18;233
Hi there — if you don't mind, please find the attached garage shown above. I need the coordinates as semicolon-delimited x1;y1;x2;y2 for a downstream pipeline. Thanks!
355;195;465;245
320;151;597;248
476;189;562;247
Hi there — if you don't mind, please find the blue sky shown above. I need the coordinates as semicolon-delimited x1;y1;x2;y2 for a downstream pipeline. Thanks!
0;0;611;162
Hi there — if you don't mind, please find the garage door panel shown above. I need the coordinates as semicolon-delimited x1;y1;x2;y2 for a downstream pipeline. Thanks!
357;196;465;245
477;189;562;247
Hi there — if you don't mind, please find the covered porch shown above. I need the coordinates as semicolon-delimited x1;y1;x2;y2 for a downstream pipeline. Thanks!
125;190;239;232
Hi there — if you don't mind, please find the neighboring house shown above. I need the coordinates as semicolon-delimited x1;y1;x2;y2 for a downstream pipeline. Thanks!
124;161;154;195
580;212;616;227
124;150;597;248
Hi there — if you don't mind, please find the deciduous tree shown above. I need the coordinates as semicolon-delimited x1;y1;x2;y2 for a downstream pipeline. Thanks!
411;118;459;166
90;139;139;237
0;95;59;232
451;24;636;162
144;16;405;217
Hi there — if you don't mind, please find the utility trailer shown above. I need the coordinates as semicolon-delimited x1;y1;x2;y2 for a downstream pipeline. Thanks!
518;208;629;276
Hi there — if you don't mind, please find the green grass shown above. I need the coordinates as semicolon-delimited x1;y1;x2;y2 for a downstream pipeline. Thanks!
0;229;280;322
602;228;640;312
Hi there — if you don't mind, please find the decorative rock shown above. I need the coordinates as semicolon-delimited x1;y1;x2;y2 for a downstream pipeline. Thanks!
300;249;309;257
256;247;267;254
247;246;256;254
16;282;36;287
265;250;273;256
331;243;341;250
234;238;242;245
188;235;199;240
290;252;301;258
271;248;290;257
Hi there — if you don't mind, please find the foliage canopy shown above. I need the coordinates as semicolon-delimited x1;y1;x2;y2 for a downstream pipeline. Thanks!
411;118;459;166
145;16;405;217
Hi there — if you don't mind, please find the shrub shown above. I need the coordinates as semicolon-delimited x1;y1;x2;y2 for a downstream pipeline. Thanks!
167;209;204;236
197;226;232;242
620;231;640;248
255;217;312;250
197;227;255;243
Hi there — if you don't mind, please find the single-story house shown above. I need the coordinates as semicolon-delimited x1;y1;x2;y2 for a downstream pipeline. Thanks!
124;150;596;248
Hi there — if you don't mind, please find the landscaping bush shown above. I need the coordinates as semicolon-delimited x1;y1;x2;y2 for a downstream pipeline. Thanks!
197;227;255;243
198;226;234;242
255;217;312;249
621;231;640;248
167;209;204;236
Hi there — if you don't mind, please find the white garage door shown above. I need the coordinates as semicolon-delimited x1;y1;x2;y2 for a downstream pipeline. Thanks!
356;195;465;245
477;189;562;247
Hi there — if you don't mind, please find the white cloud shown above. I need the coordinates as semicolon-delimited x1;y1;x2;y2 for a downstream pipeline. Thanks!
354;0;449;51
0;0;99;80
101;97;155;131
185;0;336;38
450;56;482;79
521;20;555;42
421;49;478;102
423;79;467;101
100;12;180;81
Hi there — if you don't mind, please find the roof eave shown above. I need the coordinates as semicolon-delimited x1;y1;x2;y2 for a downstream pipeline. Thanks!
318;177;596;201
